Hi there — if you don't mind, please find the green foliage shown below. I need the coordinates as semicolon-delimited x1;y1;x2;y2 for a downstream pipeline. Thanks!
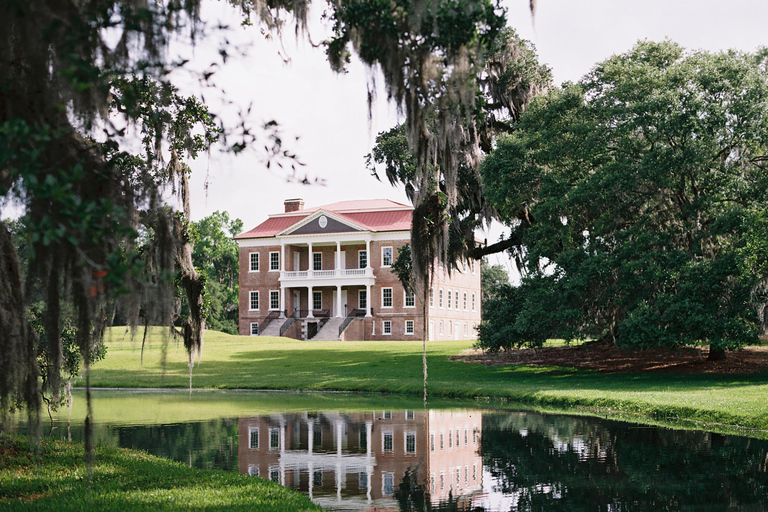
0;434;321;511
481;41;768;352
190;211;242;335
392;242;413;293
82;327;768;433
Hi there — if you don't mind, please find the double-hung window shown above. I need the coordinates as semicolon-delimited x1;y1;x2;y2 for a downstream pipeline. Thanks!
454;289;459;309
404;290;415;308
381;246;393;267
250;323;259;336
359;289;367;309
382;320;392;335
313;291;322;311
405;320;414;335
447;291;452;310
269;290;280;311
313;252;322;271
463;292;468;310
382;287;393;308
249;252;259;272
269;251;280;271
249;291;259;311
429;288;434;307
358;250;367;269
439;289;444;308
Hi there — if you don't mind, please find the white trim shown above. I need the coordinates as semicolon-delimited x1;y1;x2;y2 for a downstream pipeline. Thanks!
404;289;415;308
381;246;393;267
358;249;368;269
249;252;260;272
447;290;452;310
463;292;468;311
313;290;323;311
429;288;434;308
405;320;415;335
358;289;367;309
382;431;394;452
404;431;417;453
249;291;259;311
276;209;367;236
382;320;392;335
439;288;444;309
269;251;280;271
312;251;322;271
381;287;393;308
472;293;476;312
236;230;409;247
249;322;259;336
269;289;280;311
248;427;259;448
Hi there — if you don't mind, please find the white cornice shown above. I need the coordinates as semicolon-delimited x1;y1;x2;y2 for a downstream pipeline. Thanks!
276;209;367;236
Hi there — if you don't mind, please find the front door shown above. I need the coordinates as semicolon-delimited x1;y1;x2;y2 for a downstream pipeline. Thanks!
293;251;300;272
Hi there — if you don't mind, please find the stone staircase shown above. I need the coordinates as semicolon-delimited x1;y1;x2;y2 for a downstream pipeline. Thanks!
310;317;344;341
259;318;283;337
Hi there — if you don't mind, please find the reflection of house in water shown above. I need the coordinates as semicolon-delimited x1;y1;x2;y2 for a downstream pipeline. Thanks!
238;410;482;511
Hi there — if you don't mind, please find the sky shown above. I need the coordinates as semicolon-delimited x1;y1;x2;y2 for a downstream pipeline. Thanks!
4;0;768;273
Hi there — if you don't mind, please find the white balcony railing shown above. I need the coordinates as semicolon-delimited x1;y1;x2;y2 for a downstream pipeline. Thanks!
280;268;374;281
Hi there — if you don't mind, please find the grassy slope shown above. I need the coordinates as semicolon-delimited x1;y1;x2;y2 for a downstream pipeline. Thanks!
89;328;768;432
0;434;320;512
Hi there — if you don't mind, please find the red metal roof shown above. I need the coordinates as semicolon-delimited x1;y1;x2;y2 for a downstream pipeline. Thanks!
235;199;412;239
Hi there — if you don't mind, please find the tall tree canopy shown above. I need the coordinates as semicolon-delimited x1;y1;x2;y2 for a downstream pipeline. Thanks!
1;0;533;440
480;41;768;357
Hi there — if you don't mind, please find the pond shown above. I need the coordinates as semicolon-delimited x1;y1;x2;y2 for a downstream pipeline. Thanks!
8;389;768;511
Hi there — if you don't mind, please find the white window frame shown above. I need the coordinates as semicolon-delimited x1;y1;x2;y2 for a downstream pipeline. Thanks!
439;289;444;309
250;322;259;336
463;292;468;311
382;320;392;336
269;427;279;450
439;321;443;335
381;246;393;267
269;290;280;311
358;250;367;269
249;252;259;272
358;289;367;309
405;431;417;453
381;287;393;308
464;323;468;336
429;288;434;308
404;289;415;308
447;290;452;310
269;251;280;271
248;427;259;449
313;290;322;311
455;289;459;309
249;291;259;311
405;320;414;335
472;293;476;312
313;251;322;271
382;431;394;452
382;472;395;496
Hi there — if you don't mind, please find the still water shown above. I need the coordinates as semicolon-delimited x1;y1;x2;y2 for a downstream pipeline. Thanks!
11;390;768;511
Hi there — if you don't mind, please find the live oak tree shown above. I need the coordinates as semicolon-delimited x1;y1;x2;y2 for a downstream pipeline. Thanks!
1;0;530;452
480;41;768;358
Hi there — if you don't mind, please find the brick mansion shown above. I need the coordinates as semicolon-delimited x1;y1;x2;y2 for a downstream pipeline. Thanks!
236;199;481;341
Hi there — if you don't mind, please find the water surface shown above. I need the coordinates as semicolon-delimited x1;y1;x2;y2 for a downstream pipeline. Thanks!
9;390;768;511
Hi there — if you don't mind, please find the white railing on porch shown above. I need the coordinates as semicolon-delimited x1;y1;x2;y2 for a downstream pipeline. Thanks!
280;268;374;281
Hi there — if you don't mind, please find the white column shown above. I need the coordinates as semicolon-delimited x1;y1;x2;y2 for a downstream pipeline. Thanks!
280;242;286;318
280;421;286;485
308;241;313;277
336;284;343;318
308;286;314;318
336;420;343;503
365;239;371;270
307;419;314;499
365;421;373;503
336;241;341;275
365;284;372;317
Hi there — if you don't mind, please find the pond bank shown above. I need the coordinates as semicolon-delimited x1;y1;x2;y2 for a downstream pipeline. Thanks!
0;434;320;511
85;328;768;435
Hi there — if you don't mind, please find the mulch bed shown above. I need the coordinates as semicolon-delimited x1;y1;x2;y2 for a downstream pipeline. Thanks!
453;341;768;374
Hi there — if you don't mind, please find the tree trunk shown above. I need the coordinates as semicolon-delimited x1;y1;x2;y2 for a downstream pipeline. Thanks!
707;347;727;361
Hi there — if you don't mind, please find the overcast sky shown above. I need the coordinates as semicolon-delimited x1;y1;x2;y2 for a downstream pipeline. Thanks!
5;1;768;273
181;0;768;231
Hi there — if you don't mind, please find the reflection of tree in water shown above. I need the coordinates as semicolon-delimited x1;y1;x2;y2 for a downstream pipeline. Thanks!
114;419;239;472
481;413;768;510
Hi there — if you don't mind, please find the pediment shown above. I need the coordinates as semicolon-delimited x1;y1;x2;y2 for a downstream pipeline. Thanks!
279;210;365;236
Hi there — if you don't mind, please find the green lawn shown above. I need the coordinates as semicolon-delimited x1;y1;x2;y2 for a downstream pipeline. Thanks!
0;434;320;512
88;327;768;434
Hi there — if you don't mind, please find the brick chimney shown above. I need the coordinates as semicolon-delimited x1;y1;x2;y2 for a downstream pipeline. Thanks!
284;198;304;213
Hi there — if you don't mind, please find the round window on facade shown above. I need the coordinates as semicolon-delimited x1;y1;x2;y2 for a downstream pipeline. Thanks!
318;215;328;228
